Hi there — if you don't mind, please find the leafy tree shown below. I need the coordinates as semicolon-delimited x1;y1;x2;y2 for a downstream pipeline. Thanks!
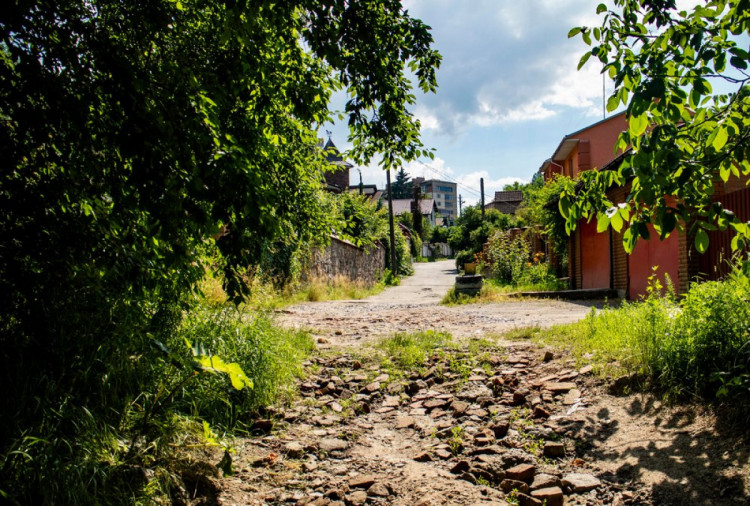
0;1;439;501
517;174;576;261
448;206;519;266
503;180;527;191
564;0;750;255
390;167;413;198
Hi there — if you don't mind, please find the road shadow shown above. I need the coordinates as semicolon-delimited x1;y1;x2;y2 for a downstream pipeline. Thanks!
568;396;750;505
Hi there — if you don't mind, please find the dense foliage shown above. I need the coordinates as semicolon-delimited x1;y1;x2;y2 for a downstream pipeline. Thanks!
0;1;439;502
564;0;750;255
448;206;520;268
517;174;576;265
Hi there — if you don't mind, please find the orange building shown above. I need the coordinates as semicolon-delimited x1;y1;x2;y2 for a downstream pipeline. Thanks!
539;113;750;299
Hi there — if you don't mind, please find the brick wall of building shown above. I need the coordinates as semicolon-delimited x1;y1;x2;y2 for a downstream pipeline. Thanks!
608;185;630;297
324;167;350;191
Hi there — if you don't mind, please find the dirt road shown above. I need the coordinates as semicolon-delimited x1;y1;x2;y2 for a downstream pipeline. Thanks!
278;260;602;347
214;263;750;506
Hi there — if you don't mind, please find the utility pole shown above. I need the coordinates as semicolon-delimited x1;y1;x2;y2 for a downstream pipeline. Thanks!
480;177;485;221
412;183;422;238
458;194;463;217
386;169;398;275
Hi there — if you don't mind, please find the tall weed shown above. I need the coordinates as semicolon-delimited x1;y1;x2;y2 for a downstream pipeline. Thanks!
537;267;750;403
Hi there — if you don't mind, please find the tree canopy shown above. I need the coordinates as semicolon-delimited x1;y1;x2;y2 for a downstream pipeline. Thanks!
390;167;413;198
563;0;750;255
0;2;440;500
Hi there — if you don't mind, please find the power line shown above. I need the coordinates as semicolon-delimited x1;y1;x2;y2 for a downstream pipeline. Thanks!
414;161;484;198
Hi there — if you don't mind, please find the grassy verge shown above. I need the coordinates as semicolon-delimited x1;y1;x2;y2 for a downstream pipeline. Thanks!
441;278;565;305
200;273;386;310
0;294;315;504
531;270;750;404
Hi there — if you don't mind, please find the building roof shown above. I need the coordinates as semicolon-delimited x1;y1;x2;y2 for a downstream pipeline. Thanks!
419;179;457;187
321;138;353;168
494;190;523;202
390;198;437;216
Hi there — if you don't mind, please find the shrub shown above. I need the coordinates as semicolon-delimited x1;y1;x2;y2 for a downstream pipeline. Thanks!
486;231;530;283
176;308;315;428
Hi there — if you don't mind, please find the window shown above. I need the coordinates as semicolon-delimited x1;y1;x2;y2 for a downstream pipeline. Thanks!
437;185;453;192
444;194;452;201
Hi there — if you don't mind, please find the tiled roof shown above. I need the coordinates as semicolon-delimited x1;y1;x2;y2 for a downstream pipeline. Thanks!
390;198;436;216
494;190;523;202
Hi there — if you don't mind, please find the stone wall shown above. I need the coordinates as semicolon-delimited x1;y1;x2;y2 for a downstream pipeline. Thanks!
306;236;386;285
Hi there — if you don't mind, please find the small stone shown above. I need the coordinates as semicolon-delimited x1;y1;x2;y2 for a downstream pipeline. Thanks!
543;382;577;393
382;396;400;407
363;382;380;393
396;416;416;429
531;487;564;506
530;473;561;491
450;400;470;415
450;460;471;474
330;401;343;413
319;438;349;454
517;493;542;506
349;474;378;489
579;365;594;375
346;491;368;505
562;473;601;493
423;399;449;409
367;482;390;497
506;463;535;483
543;442;565;458
317;337;329;344
500;479;530;494
283;441;305;458
532;406;550;419
513;391;527;405
563;389;581;405
543;351;554;362
303;461;319;472
434;449;452;459
413;451;432;462
373;373;390;383
490;421;510;439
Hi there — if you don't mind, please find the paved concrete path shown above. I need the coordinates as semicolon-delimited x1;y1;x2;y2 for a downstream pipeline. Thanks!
364;259;456;305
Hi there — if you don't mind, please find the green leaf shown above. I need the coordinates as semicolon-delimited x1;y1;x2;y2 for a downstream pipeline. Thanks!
577;52;592;70
623;227;637;253
606;95;620;112
596;3;607;14
597;213;610;233
568;27;582;38
629;114;649;137
712;126;728;151
611;211;624;232
197;355;254;390
558;196;571;219
694;228;709;254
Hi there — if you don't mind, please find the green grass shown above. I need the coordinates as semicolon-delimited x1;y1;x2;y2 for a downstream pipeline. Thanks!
535;269;750;403
0;292;316;504
377;330;453;370
441;278;566;305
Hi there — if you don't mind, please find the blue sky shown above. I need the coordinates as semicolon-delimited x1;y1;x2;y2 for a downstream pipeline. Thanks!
323;0;699;206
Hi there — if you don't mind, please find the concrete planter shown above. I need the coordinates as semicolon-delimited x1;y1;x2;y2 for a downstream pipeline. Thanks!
455;274;483;296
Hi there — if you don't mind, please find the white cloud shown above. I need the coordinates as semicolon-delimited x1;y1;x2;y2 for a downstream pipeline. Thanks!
405;0;610;136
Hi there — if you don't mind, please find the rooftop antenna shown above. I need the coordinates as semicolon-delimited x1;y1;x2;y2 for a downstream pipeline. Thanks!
325;129;332;140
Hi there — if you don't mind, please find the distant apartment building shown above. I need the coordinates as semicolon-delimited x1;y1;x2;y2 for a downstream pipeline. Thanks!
417;179;457;225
